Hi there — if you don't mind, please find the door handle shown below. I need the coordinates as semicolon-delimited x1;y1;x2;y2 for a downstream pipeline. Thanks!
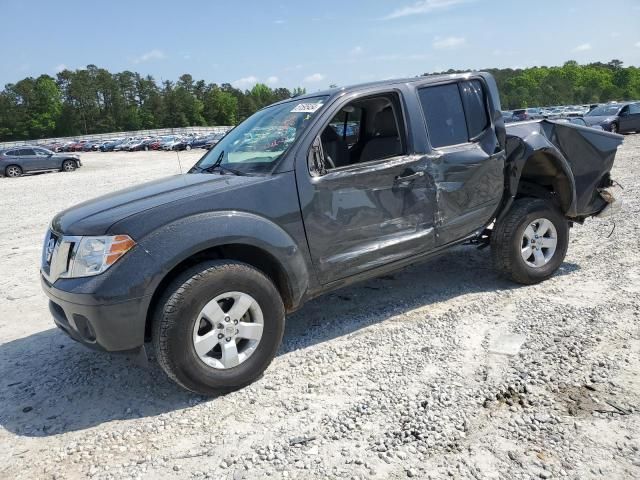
394;171;424;183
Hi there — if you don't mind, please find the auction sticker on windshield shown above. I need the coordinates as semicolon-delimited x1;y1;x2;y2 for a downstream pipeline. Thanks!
291;103;323;113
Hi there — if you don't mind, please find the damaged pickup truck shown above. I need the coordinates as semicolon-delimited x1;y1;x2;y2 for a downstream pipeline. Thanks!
41;73;622;394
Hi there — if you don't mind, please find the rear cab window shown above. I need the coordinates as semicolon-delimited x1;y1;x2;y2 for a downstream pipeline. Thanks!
418;83;468;148
418;79;490;148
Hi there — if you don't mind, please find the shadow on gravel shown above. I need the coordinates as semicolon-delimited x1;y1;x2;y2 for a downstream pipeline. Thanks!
0;246;580;437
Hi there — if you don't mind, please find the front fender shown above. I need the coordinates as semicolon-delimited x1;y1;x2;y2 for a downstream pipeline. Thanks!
140;211;310;307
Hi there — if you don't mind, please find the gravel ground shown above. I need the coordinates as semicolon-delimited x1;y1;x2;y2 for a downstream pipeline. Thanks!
0;139;639;480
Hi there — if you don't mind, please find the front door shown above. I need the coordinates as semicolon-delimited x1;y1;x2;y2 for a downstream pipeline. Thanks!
620;103;640;132
296;92;437;285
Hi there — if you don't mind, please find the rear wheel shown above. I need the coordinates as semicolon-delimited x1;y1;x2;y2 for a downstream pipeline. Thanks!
185;145;192;151
152;260;285;395
61;160;77;172
5;165;22;178
491;198;569;284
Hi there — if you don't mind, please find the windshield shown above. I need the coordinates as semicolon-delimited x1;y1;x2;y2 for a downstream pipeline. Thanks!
587;104;622;116
192;96;328;175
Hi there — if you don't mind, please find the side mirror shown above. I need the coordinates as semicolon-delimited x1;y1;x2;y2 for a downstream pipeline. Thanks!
308;135;326;177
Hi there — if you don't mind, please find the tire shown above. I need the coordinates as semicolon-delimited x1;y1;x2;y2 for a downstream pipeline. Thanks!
185;145;192;151
491;198;569;285
144;146;149;151
5;165;22;178
610;122;618;134
152;260;285;395
61;159;77;172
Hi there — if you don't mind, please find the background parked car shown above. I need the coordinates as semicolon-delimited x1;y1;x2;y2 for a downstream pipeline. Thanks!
204;132;226;149
1;147;81;178
583;102;640;133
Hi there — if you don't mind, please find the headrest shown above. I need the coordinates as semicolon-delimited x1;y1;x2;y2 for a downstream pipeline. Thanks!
374;107;398;137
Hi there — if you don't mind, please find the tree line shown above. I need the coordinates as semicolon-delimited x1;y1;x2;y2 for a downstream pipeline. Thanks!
427;60;640;110
1;60;639;142
0;65;306;141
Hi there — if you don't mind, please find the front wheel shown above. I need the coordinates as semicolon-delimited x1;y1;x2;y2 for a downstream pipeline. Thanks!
491;198;569;285
152;260;285;395
610;123;618;134
185;145;192;151
61;160;77;172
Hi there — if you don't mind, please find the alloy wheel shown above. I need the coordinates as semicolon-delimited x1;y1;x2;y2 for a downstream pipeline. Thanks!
6;166;21;177
192;291;264;369
63;161;76;172
521;218;558;267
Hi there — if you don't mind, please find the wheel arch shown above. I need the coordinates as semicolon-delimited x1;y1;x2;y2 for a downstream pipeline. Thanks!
144;242;296;341
505;133;577;217
136;211;311;341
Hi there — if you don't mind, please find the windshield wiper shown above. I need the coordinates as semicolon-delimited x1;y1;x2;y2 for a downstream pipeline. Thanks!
200;151;247;176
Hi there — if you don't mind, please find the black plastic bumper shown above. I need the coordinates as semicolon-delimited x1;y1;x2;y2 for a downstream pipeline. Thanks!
41;275;150;352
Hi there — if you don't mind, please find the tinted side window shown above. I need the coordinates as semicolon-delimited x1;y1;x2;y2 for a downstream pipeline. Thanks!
418;83;468;148
20;148;36;155
4;149;18;156
629;103;640;114
460;80;489;138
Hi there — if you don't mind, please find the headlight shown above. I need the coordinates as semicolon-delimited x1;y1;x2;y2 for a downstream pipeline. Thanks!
65;235;135;278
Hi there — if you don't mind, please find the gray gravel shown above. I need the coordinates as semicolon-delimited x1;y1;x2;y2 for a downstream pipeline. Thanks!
0;138;639;480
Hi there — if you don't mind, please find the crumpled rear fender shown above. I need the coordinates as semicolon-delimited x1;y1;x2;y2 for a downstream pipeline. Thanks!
505;120;622;218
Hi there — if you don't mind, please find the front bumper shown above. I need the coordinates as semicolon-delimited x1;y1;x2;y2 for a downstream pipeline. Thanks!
41;274;150;352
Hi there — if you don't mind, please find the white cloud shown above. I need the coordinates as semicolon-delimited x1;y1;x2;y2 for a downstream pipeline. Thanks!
303;73;325;83
266;76;279;85
432;36;466;49
384;0;467;20
233;75;259;88
573;43;592;52
636;41;640;48
133;49;166;64
274;19;285;25
610;32;621;38
54;64;67;73
350;46;364;56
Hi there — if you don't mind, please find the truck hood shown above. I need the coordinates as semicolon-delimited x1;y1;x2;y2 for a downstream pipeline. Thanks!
52;173;267;236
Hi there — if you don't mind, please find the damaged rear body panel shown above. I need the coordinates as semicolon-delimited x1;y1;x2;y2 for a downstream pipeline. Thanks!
505;120;623;220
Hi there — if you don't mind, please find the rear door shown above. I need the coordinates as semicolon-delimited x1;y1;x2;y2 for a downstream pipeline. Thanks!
15;148;41;171
417;80;505;245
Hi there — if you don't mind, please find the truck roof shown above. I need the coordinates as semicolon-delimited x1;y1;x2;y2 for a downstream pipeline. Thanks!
282;72;487;104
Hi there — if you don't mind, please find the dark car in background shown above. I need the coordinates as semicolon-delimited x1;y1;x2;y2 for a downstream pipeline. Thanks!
583;102;640;133
188;136;210;149
204;132;226;149
1;147;81;178
100;139;122;152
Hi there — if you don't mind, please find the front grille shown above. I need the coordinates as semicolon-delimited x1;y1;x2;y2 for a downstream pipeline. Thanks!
41;229;79;283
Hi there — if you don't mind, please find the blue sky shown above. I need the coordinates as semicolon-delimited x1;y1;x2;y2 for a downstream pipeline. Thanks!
1;0;640;90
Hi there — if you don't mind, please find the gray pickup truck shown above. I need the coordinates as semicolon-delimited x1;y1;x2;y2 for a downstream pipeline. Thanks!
40;73;622;395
